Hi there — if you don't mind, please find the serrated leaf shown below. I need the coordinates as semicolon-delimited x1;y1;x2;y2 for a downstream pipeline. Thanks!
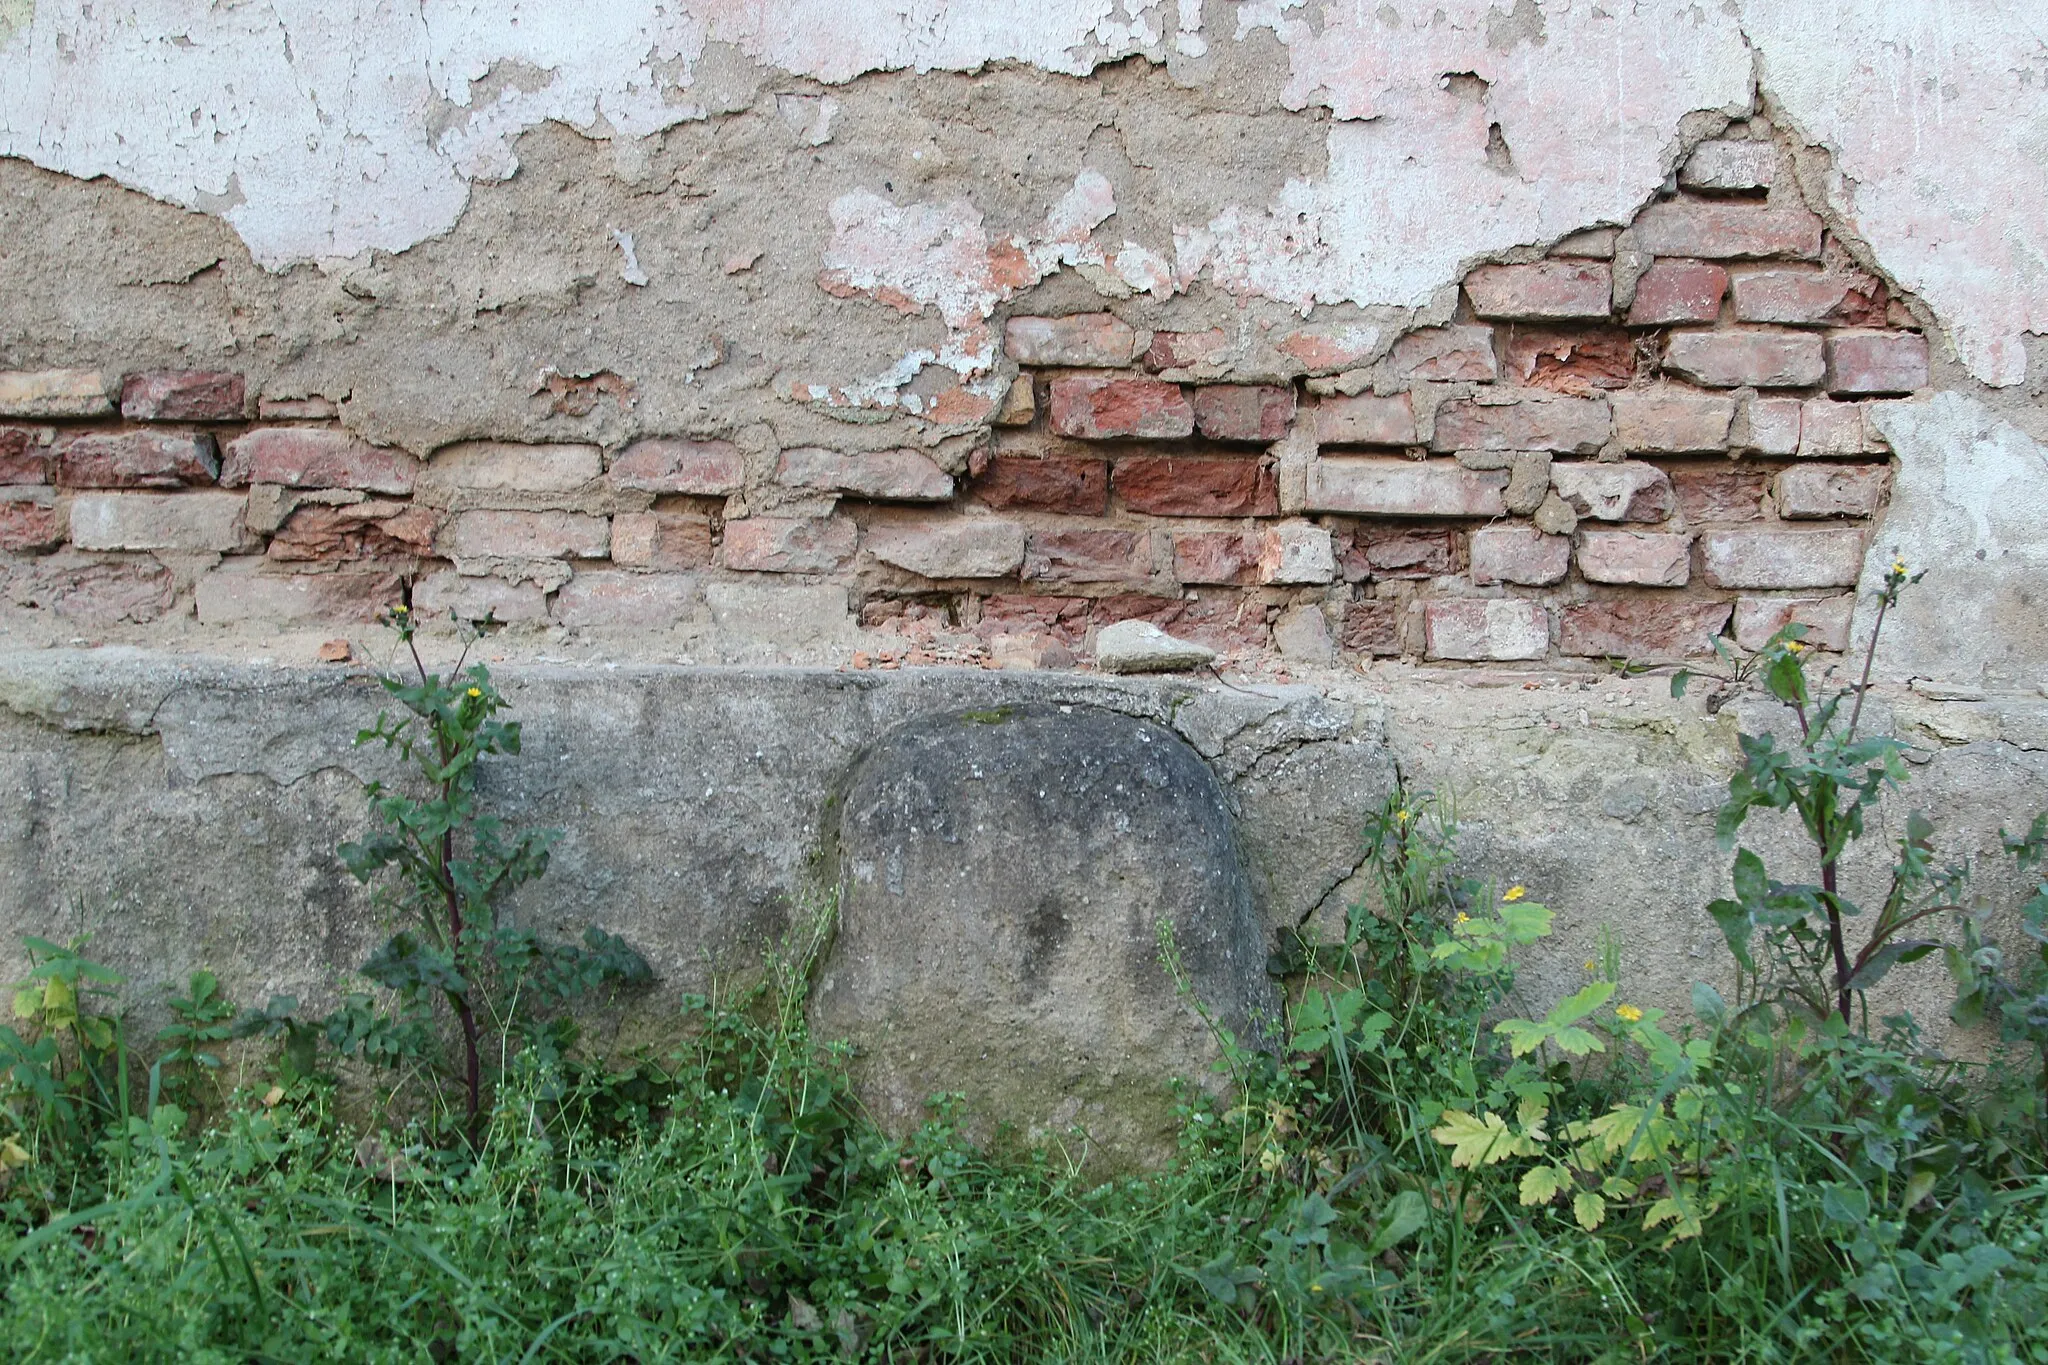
1494;1019;1547;1058
1550;980;1617;1026
1550;1025;1606;1057
1367;1190;1428;1256
1520;1165;1569;1206
1431;1110;1521;1168
1573;1191;1606;1230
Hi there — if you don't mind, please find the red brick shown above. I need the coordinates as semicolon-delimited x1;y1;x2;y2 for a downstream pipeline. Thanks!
51;431;216;489
1049;376;1194;440
1424;599;1550;661
1172;530;1261;585
610;438;746;495
552;571;702;628
1611;388;1735;453
0;493;62;552
1502;328;1637;394
193;562;400;625
268;503;439;561
1023;528;1150;583
1115;457;1277;516
1559;600;1731;658
1195;385;1296;442
1144;329;1227;371
867;519;1026;579
611;510;717;569
1278;324;1382;372
1626;260;1727;325
1357;526;1455;578
1469;524;1569;586
439;510;610;560
776;447;953;501
1340;600;1402;655
1163;594;1270;654
1796;399;1872;456
1630;200;1823;259
0;428;49;485
1314;391;1415;446
1733;595;1853;651
719;516;854;572
979;594;1090;646
1388;325;1498;381
1550;461;1674;523
1730;270;1886;326
1430;392;1611;453
1004;314;1139;367
9;554;173;622
1743;396;1802;454
1700;528;1864;588
1091;594;1187;629
0;370;111;419
1670;466;1769;523
119;370;246;421
1307;457;1505;516
1774;464;1888;519
1576;530;1691;585
412;570;548;624
1464;260;1613;321
419;442;601;504
1826;332;1928;396
222;428;419;494
1678;139;1776;192
973;455;1108;514
1663;330;1824;388
992;376;1035;426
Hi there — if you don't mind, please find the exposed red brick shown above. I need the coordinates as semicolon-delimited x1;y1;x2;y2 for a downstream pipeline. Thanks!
1022;528;1150;583
1630;200;1823;260
1678;139;1776;192
1501;327;1637;394
1359;526;1455;578
1469;524;1570;586
1172;530;1262;585
1340;600;1402;655
120;370;246;421
0;494;62;552
1700;528;1865;589
1165;594;1270;654
1278;324;1382;372
1611;388;1735;453
55;431;219;489
720;516;855;573
192;563;404;626
776;447;953;501
1424;599;1550;661
0;428;48;485
10;555;174;622
610;438;746;495
1430;392;1611;453
992;376;1035;426
1576;530;1692;585
268;503;440;562
0;370;111;419
979;593;1090;645
1559;600;1731;658
1144;329;1228;371
1730;269;1887;326
1115;457;1277;516
254;395;340;421
1090;593;1187;628
1314;391;1415;446
1307;457;1505;516
611;509;717;569
1743;396;1802;454
1048;376;1194;440
1796;399;1871;456
1825;332;1928;396
439;510;610;560
1733;595;1854;651
867;519;1026;579
1550;461;1674;523
1004;314;1139;367
1774;464;1889;519
1195;385;1296;442
1464;261;1613;320
1388;325;1498;381
1627;260;1728;325
973;455;1109;514
1663;330;1825;388
222;428;419;494
1670;466;1769;523
919;381;997;426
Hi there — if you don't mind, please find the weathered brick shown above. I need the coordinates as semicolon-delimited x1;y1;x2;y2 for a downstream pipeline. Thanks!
194;561;400;625
1195;385;1296;442
1612;388;1736;452
1274;603;1337;663
1048;376;1194;440
1576;530;1691;585
610;438;746;495
1826;332;1928;395
1145;328;1228;372
1550;461;1674;522
1314;391;1415;445
268;503;439;561
1774;464;1888;519
1004;314;1139;367
1165;594;1272;655
0;491;63;552
0;428;49;485
1733;595;1854;651
1626;260;1728;325
439;510;610;560
1743;396;1803;454
55;431;219;489
1259;522;1337;584
1663;330;1825;388
1700;528;1865;588
418;442;602;504
1023;528;1150;583
1388;324;1498;381
720;516;854;573
222;429;419;494
0;369;111;418
1355;525;1455;578
981;593;1091;645
1431;392;1610;453
1671;466;1769;523
254;395;340;421
120;370;246;421
411;570;548;624
1551;227;1618;258
1340;600;1403;655
1502;328;1636;393
776;447;953;501
1678;139;1776;192
1630;201;1823;260
705;581;850;641
1464;260;1613;320
610;509;717;569
974;455;1108;514
1730;270;1884;326
1278;324;1382;372
1116;457;1277;516
9;554;174;622
1172;531;1261;586
70;492;248;553
1796;399;1873;456
1560;600;1731;658
553;571;703;628
1306;457;1505;517
1424;599;1550;661
992;375;1035;426
1470;524;1570;586
868;519;1026;579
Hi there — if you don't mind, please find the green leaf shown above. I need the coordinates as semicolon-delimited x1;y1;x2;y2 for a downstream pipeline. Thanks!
1670;669;1692;700
1366;1191;1429;1256
1690;981;1726;1029
1820;1184;1870;1226
1431;1110;1525;1167
1519;1165;1569;1206
1549;980;1617;1026
1573;1191;1606;1231
1549;1026;1605;1057
1497;900;1554;944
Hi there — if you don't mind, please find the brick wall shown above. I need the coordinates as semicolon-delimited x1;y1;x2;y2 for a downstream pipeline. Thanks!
0;135;1919;671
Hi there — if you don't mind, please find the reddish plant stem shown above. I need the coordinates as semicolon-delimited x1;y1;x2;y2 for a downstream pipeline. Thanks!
1822;858;1852;1024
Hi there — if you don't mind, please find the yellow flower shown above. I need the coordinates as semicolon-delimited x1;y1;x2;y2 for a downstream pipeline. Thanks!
467;687;482;698
1584;960;1597;972
1503;885;1525;902
1455;911;1470;924
1615;1004;1643;1023
1786;640;1805;653
1892;559;1907;576
1397;809;1410;822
